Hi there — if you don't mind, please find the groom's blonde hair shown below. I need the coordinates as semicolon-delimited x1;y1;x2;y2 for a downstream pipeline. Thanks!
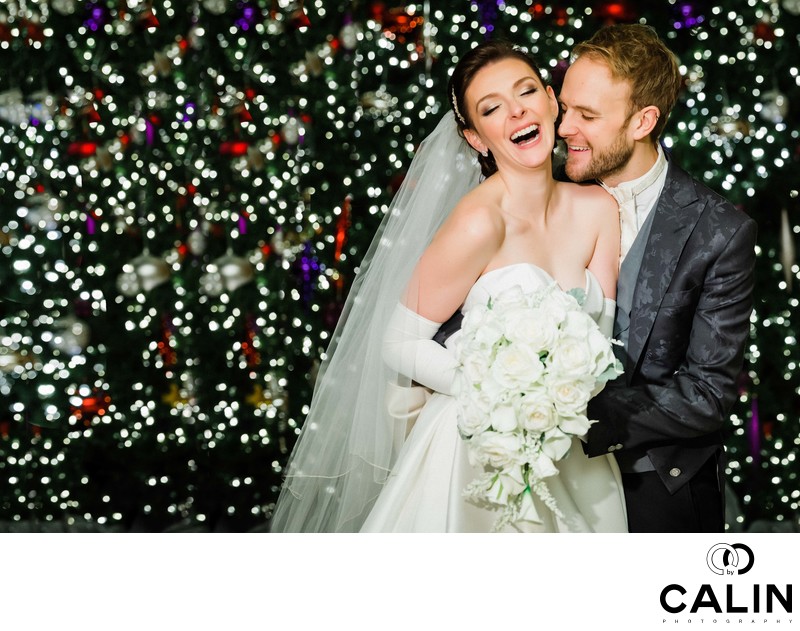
572;24;682;142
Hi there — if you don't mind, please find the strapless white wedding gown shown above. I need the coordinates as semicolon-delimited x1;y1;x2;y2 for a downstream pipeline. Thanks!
361;263;628;533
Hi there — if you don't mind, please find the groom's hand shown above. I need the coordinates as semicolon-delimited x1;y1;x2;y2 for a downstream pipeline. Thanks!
433;311;463;347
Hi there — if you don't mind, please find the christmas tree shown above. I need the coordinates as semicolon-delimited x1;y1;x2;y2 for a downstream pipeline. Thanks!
0;0;797;532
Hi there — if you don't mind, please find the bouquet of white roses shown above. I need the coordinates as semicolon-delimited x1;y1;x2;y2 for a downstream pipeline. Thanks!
453;282;623;531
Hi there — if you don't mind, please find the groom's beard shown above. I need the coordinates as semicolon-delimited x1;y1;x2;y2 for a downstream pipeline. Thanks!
565;133;635;183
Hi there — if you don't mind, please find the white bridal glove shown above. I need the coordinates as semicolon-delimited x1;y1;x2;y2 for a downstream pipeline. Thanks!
599;297;616;339
382;303;459;396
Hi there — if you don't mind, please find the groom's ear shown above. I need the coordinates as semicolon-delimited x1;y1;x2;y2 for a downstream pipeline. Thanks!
631;105;661;141
463;129;487;155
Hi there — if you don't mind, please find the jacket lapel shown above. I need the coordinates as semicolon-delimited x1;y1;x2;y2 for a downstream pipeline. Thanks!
626;163;705;376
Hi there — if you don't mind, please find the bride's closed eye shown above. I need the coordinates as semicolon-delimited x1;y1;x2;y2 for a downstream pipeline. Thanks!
479;84;539;116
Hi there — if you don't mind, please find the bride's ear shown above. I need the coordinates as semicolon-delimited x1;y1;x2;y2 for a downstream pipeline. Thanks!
463;129;488;155
546;85;559;120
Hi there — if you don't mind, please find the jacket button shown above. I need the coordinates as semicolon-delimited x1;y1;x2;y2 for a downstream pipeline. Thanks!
669;467;681;477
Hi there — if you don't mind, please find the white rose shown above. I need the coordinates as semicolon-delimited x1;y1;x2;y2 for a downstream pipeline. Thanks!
537;286;577;324
503;306;558;353
546;374;593;417
517;390;557;433
459;349;491;385
471;430;523;469
490;343;545;389
559;310;594;339
461;303;490;331
471;316;505;349
474;371;505;402
457;404;492;438
490;401;519;433
547;332;595;378
493;285;527;309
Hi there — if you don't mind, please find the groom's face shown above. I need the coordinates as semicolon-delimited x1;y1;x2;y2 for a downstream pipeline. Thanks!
557;56;637;185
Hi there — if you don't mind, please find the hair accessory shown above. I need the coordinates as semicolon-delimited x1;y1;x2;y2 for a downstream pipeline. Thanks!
451;88;466;125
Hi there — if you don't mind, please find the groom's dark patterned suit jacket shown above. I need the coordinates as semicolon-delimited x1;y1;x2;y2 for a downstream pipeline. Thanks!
583;161;757;499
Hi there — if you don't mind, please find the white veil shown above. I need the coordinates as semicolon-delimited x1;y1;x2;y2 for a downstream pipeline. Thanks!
269;111;482;532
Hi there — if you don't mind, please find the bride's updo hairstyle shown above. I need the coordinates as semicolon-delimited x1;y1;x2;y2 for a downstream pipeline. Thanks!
448;40;546;178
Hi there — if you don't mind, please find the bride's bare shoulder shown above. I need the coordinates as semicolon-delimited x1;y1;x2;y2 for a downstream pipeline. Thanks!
559;181;617;222
445;177;505;236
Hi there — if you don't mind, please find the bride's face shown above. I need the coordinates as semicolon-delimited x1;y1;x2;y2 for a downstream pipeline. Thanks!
462;57;558;172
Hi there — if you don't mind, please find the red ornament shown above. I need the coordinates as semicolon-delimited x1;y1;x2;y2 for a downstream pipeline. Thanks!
157;315;177;366
528;4;568;25
528;3;547;19
22;19;46;44
219;140;250;156
138;8;160;30
752;21;776;43
334;196;351;264
288;2;311;30
70;389;111;425
67;140;98;157
382;6;424;43
594;0;637;23
241;317;261;368
370;1;386;23
234;103;253;123
553;7;568;26
0;22;12;42
83;103;101;123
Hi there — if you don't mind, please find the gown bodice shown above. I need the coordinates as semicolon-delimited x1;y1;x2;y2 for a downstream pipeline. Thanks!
447;263;607;350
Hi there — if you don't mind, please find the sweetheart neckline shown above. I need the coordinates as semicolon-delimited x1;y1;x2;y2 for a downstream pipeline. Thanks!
476;262;593;294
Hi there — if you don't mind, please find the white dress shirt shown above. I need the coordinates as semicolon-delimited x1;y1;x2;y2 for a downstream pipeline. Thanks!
600;145;669;263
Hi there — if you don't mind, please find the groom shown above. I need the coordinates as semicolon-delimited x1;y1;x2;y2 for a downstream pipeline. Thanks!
557;24;757;532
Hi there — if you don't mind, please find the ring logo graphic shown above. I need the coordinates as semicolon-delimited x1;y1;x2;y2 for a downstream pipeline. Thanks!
706;543;754;576
660;542;793;617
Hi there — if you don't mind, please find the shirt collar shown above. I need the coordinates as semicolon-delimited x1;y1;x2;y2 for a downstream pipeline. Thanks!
600;144;668;204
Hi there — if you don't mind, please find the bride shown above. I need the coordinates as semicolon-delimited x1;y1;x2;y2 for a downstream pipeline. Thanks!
270;40;628;533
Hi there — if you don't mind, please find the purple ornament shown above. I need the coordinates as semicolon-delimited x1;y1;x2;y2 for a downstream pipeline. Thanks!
84;2;110;31
749;395;760;465
293;241;321;306
672;2;705;29
235;2;261;31
146;118;156;145
182;102;197;123
471;0;503;36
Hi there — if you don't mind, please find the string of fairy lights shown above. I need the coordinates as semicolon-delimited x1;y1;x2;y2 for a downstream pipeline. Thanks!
0;0;798;530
